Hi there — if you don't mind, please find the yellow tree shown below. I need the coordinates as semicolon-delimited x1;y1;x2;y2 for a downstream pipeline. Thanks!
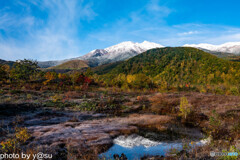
126;74;136;84
179;97;191;119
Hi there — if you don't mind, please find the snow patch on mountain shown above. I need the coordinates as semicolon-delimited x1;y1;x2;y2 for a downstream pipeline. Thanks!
184;42;240;54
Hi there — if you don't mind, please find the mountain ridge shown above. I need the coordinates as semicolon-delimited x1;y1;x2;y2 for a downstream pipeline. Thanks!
0;59;15;67
37;41;240;68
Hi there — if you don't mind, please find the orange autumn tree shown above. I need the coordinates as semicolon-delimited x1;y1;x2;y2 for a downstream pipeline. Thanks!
43;72;57;85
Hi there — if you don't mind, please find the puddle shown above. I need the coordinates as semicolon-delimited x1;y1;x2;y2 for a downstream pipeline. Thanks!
99;134;208;159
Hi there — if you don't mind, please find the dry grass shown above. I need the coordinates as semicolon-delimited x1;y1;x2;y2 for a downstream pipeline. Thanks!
149;92;240;116
149;93;179;115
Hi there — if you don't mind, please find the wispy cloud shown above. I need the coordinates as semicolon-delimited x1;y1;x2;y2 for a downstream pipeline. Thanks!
90;15;240;47
0;0;97;61
0;13;36;34
146;0;172;16
178;31;200;36
88;0;173;45
160;24;240;46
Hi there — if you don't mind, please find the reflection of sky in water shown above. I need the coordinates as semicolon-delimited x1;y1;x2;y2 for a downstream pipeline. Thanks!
99;134;208;160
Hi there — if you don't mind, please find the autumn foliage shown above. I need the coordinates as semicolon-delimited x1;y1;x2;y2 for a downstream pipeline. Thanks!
43;72;57;85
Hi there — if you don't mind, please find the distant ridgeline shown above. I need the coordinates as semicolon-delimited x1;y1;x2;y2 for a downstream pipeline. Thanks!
0;59;15;67
95;47;240;91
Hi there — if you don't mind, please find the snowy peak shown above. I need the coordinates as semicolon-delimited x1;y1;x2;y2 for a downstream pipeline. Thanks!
105;41;139;53
79;41;164;65
140;40;164;50
184;42;240;54
105;41;163;53
81;49;108;59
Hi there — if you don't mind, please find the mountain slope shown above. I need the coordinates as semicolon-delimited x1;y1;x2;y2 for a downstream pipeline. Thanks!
99;47;240;87
92;61;122;75
49;60;89;70
37;59;73;68
184;42;240;55
226;55;240;62
197;48;235;58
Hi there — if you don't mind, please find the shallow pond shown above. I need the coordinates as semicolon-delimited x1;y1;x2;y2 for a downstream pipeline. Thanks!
99;134;208;160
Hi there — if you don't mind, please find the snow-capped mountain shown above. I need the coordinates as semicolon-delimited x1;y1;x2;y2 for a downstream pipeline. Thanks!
38;41;164;68
78;41;164;66
184;42;240;55
37;41;240;68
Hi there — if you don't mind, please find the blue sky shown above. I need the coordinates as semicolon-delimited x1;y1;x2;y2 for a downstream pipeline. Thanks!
1;0;240;61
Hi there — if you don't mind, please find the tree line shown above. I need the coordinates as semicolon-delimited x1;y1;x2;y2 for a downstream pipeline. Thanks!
0;59;92;90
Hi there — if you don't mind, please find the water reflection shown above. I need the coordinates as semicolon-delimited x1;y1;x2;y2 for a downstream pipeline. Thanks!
99;134;208;159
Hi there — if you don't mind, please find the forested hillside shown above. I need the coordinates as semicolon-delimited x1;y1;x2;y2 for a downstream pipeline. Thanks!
97;47;240;92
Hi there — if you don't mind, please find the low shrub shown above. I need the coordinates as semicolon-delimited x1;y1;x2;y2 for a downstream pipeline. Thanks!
75;102;97;111
229;86;239;96
26;94;32;99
